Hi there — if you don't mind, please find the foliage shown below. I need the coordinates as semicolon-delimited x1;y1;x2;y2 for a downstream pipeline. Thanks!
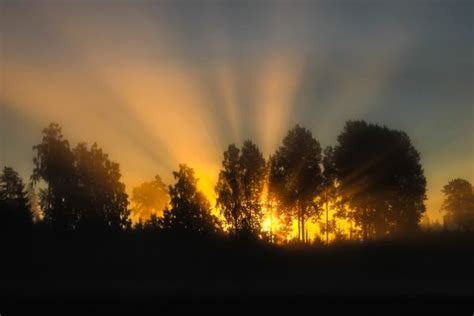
333;121;426;239
441;178;474;231
73;142;130;231
216;141;266;236
32;123;130;232
160;164;221;235
16;120;465;244
131;175;169;222
269;125;324;242
0;166;32;232
216;144;241;232
32;123;77;232
321;146;341;243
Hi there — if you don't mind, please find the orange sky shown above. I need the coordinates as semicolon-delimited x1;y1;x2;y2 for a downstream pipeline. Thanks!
1;2;472;229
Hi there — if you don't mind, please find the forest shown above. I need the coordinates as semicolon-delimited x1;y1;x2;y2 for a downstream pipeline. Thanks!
1;121;473;311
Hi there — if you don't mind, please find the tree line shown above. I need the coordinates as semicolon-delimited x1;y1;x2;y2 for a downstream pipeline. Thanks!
1;121;473;243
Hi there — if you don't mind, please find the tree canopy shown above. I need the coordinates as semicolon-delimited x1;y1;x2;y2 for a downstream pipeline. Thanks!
8;121;461;242
160;164;221;236
321;146;340;244
131;175;169;223
441;178;474;232
32;123;78;232
333;121;426;239
31;123;130;233
73;142;130;231
216;141;266;236
0;166;32;233
269;125;323;242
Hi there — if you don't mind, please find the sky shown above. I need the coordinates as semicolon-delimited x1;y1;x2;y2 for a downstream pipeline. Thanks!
1;0;473;223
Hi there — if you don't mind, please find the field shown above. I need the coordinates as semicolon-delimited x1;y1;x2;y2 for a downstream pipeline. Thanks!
1;230;473;313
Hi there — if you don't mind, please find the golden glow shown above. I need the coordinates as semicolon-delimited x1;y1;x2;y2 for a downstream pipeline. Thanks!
256;53;304;156
260;204;282;241
2;2;462;232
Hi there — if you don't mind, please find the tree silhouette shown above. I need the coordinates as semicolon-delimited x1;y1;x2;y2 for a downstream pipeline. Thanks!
131;175;169;223
269;125;323;242
32;123;77;232
32;123;130;232
216;144;241;233
73;142;130;231
142;214;162;231
0;166;32;233
441;178;474;232
239;141;266;234
160;164;221;235
216;141;266;236
322;146;338;244
333;121;426;239
319;218;346;242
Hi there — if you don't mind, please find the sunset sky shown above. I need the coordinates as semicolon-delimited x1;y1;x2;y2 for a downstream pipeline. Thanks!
1;1;473;223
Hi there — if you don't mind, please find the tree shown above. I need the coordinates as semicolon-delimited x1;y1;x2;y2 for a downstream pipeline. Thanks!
239;141;266;234
322;146;338;244
333;121;426;239
73;142;130;231
160;164;221;235
319;218;346;243
0;166;32;233
31;123;77;232
32;123;130;232
215;141;266;236
131;175;169;223
441;178;474;231
216;144;242;233
269;125;323;242
0;167;32;266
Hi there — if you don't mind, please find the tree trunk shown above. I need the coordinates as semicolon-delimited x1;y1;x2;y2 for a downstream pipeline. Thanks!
363;223;368;241
362;208;368;241
301;205;305;243
301;218;304;243
298;215;302;242
269;204;273;243
349;218;353;240
326;193;329;245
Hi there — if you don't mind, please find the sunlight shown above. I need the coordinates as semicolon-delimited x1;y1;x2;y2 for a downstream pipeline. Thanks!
256;54;304;156
2;1;472;306
260;206;282;242
1;1;464;232
194;167;220;215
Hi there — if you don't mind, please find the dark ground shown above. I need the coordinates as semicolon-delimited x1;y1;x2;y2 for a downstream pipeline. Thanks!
1;230;473;314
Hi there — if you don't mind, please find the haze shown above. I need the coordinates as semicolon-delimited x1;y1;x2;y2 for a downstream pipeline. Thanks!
1;1;473;223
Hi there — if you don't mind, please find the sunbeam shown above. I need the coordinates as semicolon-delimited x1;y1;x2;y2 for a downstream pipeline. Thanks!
1;1;472;227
